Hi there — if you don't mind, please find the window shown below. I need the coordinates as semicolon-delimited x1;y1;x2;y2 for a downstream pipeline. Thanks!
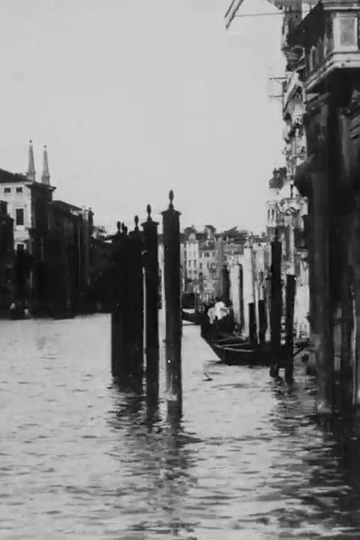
16;208;24;226
334;14;358;50
4;187;10;194
340;16;357;48
16;187;23;193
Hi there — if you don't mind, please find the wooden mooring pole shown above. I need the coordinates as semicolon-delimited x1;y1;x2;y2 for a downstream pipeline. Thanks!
258;299;267;346
125;216;144;383
239;264;244;332
285;274;296;383
142;204;160;395
221;265;230;305
111;222;126;377
162;191;182;410
248;302;257;346
270;230;282;377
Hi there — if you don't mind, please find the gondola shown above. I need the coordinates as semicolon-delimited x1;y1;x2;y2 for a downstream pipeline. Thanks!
181;308;203;325
201;316;291;367
207;338;289;367
53;312;75;320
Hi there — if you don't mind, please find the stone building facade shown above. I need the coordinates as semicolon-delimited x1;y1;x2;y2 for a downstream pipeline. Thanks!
0;142;94;315
264;1;315;339
182;225;250;302
288;0;360;410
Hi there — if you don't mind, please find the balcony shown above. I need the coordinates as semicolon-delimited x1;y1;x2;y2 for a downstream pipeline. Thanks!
288;1;360;93
278;182;303;217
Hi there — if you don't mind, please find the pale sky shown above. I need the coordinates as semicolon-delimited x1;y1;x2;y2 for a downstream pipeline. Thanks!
0;0;285;233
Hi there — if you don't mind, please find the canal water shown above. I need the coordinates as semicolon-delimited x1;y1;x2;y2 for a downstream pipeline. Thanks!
1;314;360;539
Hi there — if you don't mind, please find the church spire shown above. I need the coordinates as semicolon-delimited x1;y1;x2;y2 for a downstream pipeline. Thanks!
41;145;50;185
27;140;36;182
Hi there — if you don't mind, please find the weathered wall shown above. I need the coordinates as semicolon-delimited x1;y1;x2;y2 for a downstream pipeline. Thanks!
1;181;32;249
294;277;310;338
229;264;242;328
229;244;270;339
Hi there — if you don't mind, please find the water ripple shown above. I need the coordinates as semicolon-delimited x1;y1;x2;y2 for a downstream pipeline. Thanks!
0;316;360;538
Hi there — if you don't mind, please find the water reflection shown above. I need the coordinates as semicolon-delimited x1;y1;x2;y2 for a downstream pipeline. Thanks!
109;374;197;538
145;348;160;427
314;415;360;534
4;316;360;538
269;362;360;538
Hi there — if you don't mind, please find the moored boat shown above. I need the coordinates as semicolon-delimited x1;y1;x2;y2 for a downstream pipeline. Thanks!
207;338;289;367
200;305;291;367
182;308;203;325
53;310;75;320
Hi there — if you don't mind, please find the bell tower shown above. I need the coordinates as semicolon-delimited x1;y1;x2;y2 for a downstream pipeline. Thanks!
27;140;36;182
41;145;51;185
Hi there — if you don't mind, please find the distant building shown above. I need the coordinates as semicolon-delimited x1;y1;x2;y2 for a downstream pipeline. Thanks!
0;142;55;253
0;142;95;315
265;167;287;237
199;235;218;302
279;0;311;338
184;228;201;289
90;226;114;312
0;201;14;313
44;200;94;314
183;225;251;301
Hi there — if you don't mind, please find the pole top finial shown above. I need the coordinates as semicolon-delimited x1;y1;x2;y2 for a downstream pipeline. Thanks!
146;204;152;221
134;215;139;230
169;190;174;208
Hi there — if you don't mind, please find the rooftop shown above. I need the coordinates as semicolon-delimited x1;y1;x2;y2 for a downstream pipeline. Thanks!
0;168;56;191
0;169;27;184
50;200;83;214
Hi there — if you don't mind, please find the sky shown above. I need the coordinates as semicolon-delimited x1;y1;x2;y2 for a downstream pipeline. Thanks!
0;0;285;233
